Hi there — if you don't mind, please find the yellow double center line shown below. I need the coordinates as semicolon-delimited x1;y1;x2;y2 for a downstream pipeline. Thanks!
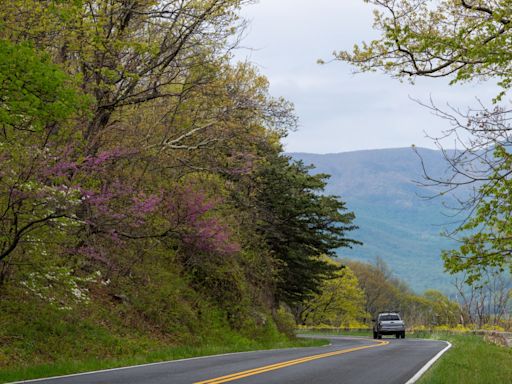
194;339;389;384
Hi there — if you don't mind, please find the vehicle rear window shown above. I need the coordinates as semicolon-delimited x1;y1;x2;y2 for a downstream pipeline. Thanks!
380;315;400;321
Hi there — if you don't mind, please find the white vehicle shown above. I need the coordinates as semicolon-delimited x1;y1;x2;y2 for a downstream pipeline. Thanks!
373;312;406;339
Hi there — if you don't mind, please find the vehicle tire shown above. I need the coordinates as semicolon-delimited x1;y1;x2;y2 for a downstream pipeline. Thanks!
377;333;382;339
373;331;377;339
401;331;406;339
395;333;400;339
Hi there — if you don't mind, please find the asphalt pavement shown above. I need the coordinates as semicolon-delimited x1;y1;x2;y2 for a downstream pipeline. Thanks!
14;335;448;384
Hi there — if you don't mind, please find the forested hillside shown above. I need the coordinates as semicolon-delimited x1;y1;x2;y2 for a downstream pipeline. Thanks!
291;148;460;292
0;1;360;376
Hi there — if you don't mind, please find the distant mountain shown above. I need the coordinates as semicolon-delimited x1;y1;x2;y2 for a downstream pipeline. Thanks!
290;147;464;293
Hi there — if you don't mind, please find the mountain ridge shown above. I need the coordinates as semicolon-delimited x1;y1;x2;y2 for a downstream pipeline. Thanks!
289;147;461;293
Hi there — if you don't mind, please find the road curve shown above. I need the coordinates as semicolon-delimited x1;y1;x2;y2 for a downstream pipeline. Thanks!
13;336;448;384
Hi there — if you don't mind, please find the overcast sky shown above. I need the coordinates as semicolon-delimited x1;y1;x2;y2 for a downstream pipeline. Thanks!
234;0;500;154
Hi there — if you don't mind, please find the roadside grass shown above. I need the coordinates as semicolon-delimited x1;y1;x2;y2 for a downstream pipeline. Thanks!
0;336;326;384
298;328;512;384
0;292;328;384
417;333;512;384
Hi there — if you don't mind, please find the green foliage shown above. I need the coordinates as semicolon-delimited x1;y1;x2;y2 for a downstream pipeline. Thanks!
0;39;87;274
424;290;460;326
0;283;325;383
255;153;360;306
443;146;512;283
273;307;298;339
346;259;460;327
346;259;404;319
335;1;512;100
0;2;361;380
300;260;366;327
0;39;85;132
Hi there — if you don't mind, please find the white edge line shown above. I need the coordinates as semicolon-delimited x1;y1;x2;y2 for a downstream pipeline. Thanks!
7;341;334;384
404;340;452;384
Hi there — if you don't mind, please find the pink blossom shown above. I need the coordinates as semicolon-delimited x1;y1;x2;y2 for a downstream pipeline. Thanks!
43;161;79;177
132;193;162;214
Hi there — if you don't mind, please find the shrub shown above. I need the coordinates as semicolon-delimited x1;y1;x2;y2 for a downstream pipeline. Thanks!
273;307;297;339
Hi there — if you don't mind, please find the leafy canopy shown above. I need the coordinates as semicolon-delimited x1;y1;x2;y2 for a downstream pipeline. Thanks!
335;0;512;100
255;154;360;306
0;40;85;133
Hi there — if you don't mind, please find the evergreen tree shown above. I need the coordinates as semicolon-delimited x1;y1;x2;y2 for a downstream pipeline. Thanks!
255;154;360;306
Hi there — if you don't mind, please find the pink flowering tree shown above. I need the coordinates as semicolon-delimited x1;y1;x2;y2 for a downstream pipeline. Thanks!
73;179;240;274
0;42;242;286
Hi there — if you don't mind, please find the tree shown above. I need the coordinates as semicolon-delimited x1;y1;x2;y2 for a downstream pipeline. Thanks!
346;259;460;327
298;259;366;327
0;1;367;347
254;154;360;307
423;290;460;327
334;0;512;99
0;40;87;281
0;0;248;149
334;0;512;283
453;269;512;327
346;259;403;320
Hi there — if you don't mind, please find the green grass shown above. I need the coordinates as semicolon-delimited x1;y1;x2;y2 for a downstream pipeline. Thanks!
417;333;512;384
0;336;326;383
0;289;328;384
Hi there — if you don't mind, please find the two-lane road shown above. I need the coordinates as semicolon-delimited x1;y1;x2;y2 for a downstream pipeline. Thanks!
15;336;449;384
